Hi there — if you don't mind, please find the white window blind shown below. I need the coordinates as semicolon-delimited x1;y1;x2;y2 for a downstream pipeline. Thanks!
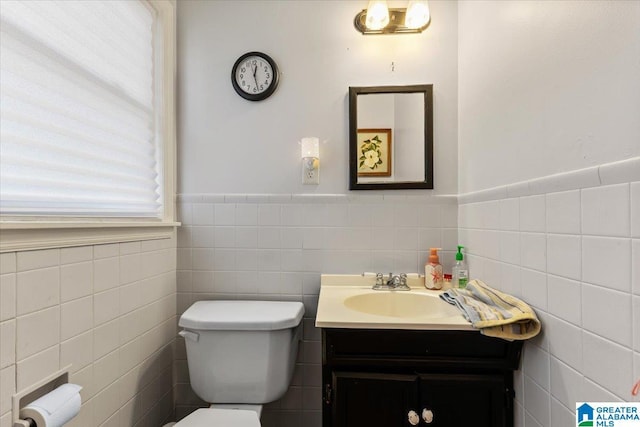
0;0;163;217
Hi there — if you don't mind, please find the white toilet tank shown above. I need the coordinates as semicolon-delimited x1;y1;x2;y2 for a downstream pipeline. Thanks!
179;300;304;404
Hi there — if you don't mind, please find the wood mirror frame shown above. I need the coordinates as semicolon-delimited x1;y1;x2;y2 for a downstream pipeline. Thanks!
349;85;433;190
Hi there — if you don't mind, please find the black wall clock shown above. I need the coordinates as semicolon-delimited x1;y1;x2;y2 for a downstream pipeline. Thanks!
231;52;279;101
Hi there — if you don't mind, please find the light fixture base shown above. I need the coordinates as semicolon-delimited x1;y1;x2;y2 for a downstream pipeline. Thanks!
354;8;430;35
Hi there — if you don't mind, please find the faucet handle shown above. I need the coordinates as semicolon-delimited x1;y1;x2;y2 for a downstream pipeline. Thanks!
400;273;408;286
375;273;385;286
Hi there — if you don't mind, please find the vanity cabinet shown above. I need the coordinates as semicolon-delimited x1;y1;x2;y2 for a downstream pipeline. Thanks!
322;329;523;427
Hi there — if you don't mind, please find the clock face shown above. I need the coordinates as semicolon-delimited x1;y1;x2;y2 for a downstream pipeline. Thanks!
231;52;279;101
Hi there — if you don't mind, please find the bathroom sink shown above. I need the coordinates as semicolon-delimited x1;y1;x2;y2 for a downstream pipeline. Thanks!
315;274;473;330
343;292;460;318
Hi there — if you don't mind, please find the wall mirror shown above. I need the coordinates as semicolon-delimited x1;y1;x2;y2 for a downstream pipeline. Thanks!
349;85;433;190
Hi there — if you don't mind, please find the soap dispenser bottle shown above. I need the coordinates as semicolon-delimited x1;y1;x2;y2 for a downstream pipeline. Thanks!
452;245;469;289
424;248;443;290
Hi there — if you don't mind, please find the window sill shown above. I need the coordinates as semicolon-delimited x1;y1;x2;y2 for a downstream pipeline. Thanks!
0;220;180;252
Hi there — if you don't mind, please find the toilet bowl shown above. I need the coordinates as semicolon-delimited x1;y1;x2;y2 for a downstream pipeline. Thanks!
175;300;305;426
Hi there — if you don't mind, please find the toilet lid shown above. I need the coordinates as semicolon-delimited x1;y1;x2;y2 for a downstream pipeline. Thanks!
174;408;260;427
179;300;304;331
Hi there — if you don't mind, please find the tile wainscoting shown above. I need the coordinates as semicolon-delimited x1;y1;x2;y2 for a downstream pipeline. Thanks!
175;194;458;427
4;158;636;427
0;236;177;427
458;159;640;427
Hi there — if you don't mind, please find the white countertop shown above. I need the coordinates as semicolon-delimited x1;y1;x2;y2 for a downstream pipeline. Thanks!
315;274;474;330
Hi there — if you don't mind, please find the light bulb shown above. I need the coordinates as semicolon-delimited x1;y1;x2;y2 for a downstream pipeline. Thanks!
405;0;430;29
365;0;389;30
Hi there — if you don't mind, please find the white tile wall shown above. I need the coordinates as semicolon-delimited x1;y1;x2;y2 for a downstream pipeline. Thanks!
175;195;457;427
16;267;59;316
519;195;546;233
0;236;177;427
547;275;581;325
581;284;631;347
631;183;640;238
520;233;547;272
546;234;582;280
582;332;633;398
549;357;582;409
520;268;547;311
633;240;640;296
582;236;631;292
546;190;581;235
550;396;574;426
5;170;633;427
581;184;630;237
524;376;550;427
459;179;640;427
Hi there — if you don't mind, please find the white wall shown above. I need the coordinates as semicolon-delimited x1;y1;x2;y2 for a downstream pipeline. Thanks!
0;239;177;427
177;0;458;195
177;2;640;427
458;0;640;194
459;176;640;427
176;3;459;425
458;1;640;426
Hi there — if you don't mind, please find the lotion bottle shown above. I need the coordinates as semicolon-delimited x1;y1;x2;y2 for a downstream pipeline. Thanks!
452;245;469;289
424;248;443;290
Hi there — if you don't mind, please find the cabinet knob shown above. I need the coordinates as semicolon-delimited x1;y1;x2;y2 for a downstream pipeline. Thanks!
407;410;419;426
422;408;434;423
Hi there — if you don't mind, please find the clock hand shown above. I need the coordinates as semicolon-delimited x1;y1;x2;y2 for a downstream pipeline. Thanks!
252;65;258;88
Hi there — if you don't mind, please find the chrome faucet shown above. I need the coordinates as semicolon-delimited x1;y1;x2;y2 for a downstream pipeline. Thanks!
372;273;410;291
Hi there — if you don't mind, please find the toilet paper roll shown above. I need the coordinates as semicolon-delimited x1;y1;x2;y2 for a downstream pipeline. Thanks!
21;383;82;427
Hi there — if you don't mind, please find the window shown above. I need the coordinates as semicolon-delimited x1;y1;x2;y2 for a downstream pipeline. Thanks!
0;0;176;250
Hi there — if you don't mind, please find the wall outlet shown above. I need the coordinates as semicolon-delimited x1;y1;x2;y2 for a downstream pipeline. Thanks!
302;159;319;185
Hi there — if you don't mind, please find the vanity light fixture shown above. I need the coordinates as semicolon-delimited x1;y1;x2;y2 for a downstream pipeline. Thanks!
355;0;431;35
301;137;320;185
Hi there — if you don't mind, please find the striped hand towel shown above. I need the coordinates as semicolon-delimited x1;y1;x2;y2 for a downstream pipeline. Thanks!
440;279;541;341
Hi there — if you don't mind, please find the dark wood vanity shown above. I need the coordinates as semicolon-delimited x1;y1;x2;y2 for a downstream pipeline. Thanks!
321;328;523;427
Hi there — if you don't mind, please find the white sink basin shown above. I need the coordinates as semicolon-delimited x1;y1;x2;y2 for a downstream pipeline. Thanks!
343;292;460;318
315;274;473;330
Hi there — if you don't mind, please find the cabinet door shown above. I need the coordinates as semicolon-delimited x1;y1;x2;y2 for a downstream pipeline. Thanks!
418;373;506;427
332;372;419;427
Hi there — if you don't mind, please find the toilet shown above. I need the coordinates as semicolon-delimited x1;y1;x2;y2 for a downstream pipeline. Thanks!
173;300;305;426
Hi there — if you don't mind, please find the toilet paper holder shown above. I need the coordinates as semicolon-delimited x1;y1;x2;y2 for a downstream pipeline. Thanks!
12;365;72;427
